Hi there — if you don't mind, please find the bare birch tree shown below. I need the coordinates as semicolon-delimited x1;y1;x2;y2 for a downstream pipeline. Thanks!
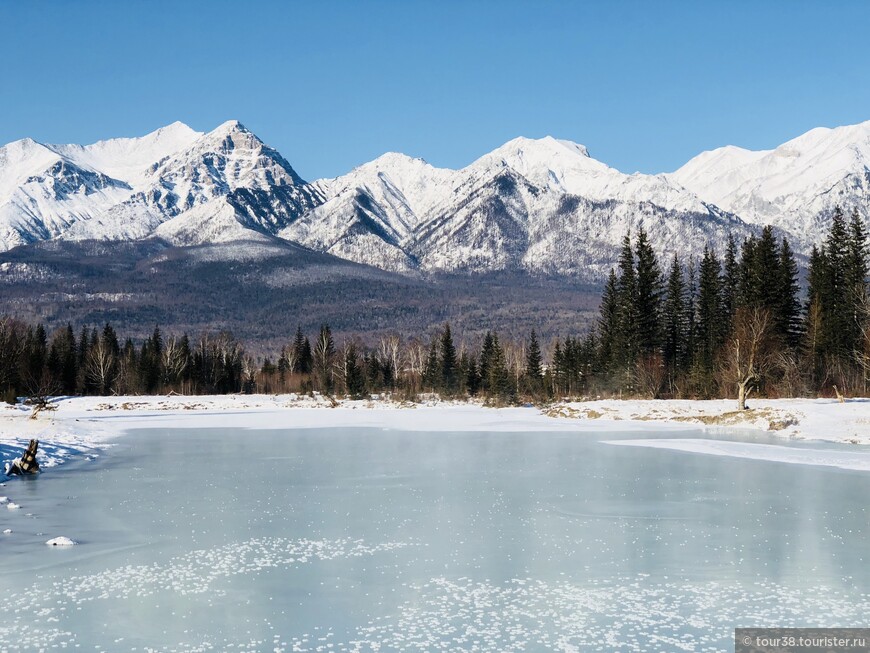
722;307;773;410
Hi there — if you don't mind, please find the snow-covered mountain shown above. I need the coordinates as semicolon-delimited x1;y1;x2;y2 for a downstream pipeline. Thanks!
0;120;323;250
670;120;870;249
2;119;869;279
281;135;747;277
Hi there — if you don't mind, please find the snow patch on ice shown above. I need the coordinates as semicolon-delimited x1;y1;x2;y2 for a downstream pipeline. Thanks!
605;438;870;471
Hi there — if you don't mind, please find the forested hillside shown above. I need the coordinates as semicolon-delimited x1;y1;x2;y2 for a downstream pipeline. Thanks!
1;207;867;405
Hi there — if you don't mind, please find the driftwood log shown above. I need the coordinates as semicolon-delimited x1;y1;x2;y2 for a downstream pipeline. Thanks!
4;439;40;476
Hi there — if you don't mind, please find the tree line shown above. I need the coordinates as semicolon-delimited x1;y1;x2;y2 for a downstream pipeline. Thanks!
0;206;867;406
588;206;869;404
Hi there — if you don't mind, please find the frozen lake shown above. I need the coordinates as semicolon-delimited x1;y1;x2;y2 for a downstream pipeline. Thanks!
1;426;869;652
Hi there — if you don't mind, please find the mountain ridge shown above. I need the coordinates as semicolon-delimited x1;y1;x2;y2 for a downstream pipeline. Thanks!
1;119;869;279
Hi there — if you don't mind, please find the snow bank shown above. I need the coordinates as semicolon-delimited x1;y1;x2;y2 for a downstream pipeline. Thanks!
0;395;868;476
545;398;870;445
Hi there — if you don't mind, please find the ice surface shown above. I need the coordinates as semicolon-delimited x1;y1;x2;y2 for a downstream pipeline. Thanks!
0;425;868;652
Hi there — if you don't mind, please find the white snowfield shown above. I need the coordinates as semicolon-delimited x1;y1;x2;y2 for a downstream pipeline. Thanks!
0;395;867;476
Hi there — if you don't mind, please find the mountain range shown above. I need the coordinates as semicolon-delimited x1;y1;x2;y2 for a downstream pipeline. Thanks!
2;119;870;281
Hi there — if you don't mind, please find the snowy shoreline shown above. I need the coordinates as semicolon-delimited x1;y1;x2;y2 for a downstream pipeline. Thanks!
1;394;868;474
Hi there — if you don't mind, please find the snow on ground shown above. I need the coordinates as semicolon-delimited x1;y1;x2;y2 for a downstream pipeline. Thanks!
0;395;868;476
544;397;870;445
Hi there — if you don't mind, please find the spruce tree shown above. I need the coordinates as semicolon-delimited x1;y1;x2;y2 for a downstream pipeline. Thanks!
439;323;457;394
752;226;781;309
846;208;869;352
847;209;869;284
614;234;639;372
301;337;313;375
525;329;543;383
277;347;289;384
695;247;723;376
422;339;440;392
663;255;687;378
634;227;663;355
684;257;697;371
292;326;308;374
479;332;496;392
721;233;739;335
343;344;366;399
465;354;480;396
776;238;801;348
738;235;757;307
824;207;851;358
596;268;619;373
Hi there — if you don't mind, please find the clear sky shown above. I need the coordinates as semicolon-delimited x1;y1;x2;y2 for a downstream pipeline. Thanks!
2;0;869;180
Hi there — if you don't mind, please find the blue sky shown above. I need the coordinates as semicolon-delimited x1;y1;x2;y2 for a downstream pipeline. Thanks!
2;0;869;180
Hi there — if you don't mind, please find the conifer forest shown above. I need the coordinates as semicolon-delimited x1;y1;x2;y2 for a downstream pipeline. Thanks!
1;206;867;406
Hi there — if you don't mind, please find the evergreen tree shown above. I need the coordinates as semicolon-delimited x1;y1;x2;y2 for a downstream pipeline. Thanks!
846;208;869;353
422;339;440;391
525;329;543;384
847;208;869;292
301;337;313;375
721;233;739;335
596;268;619;373
439;323;458;394
752;226;781;309
776;238;801;348
695;247;723;376
343;343;366;399
737;235;757;308
292;326;309;374
823;207;851;358
684;257;697;370
614;234;639;372
465;354;481;396
634;227;663;355
46;325;78;396
663;255;687;378
277;347;289;384
478;332;497;392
